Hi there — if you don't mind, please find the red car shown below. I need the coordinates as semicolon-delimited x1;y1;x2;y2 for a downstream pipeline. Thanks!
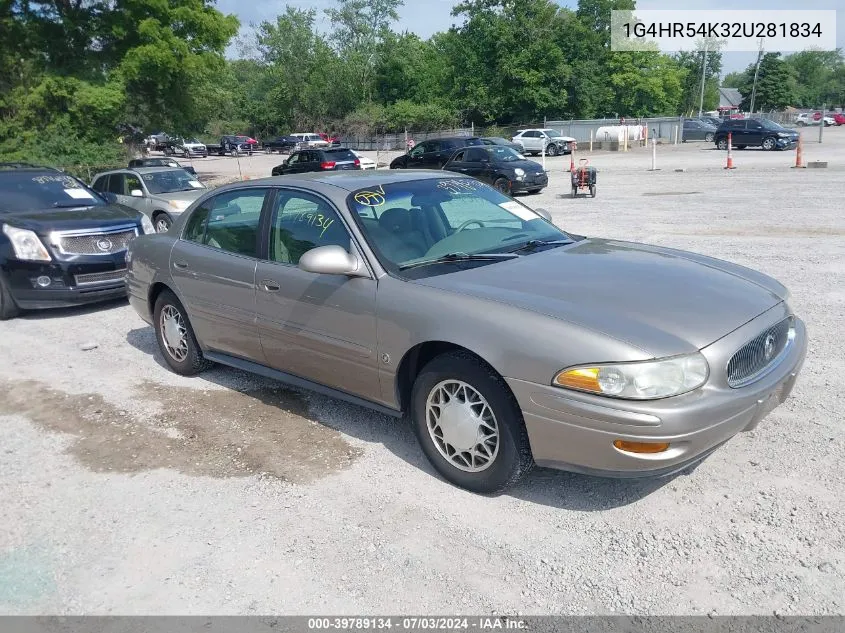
318;132;341;146
833;113;845;126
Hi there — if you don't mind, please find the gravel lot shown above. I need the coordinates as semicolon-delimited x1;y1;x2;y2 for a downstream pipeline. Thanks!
2;133;844;616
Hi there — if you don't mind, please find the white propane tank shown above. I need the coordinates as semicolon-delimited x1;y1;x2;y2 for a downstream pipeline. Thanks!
595;126;644;142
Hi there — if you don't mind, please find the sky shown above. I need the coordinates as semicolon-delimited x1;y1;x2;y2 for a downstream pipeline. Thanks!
216;0;845;77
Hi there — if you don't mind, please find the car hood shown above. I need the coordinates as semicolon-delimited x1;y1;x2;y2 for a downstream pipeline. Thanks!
414;238;786;356
499;159;545;173
3;203;139;234
550;136;576;142
151;190;206;204
183;142;206;148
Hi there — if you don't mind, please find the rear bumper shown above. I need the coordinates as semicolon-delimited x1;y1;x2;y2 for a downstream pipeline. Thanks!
507;309;807;478
3;256;127;310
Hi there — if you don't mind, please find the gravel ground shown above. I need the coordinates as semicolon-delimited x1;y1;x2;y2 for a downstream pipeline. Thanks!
1;132;844;616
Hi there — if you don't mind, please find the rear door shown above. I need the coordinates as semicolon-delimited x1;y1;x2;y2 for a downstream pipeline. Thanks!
169;187;269;361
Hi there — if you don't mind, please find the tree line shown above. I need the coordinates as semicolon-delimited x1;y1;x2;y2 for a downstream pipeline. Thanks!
1;0;842;167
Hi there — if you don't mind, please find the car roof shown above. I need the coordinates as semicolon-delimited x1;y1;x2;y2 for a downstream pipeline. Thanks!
94;166;188;177
213;170;469;195
0;163;60;172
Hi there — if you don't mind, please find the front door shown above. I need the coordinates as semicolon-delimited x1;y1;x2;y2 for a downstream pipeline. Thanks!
463;148;493;183
744;119;764;145
254;188;380;400
169;187;269;362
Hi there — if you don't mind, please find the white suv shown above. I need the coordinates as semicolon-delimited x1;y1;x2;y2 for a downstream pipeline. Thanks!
795;113;835;127
511;129;576;156
291;133;329;149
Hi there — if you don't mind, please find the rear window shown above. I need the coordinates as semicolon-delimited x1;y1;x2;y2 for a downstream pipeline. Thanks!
323;149;356;161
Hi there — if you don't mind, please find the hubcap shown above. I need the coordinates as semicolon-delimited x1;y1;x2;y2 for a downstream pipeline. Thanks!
155;218;170;233
426;380;499;473
159;304;188;362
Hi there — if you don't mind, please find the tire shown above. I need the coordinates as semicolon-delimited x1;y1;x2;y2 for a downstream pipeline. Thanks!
546;144;558;157
163;146;172;156
704;132;714;142
797;121;806;127
153;212;172;233
716;138;728;150
153;290;211;376
590;185;596;198
761;137;777;151
0;274;20;320
493;178;510;194
410;351;534;494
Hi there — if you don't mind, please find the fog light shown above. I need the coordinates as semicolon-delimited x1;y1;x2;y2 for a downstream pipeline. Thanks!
36;275;52;288
613;440;670;454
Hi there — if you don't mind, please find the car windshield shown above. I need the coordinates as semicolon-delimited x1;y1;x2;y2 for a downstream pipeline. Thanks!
485;147;521;162
0;171;105;212
140;169;204;194
186;139;202;144
348;177;572;277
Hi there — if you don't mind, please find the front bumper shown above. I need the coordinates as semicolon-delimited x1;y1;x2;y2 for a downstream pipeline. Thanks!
3;255;128;310
777;138;799;149
512;173;549;192
507;305;807;478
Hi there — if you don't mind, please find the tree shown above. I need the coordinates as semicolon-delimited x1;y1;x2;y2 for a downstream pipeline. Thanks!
676;46;723;115
740;53;796;111
783;49;845;107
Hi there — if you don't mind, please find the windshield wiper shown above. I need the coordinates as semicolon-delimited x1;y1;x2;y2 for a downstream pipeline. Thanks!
507;239;573;253
52;201;92;208
399;252;519;271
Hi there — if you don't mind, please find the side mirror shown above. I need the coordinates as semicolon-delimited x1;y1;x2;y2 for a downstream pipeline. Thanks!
534;207;553;222
299;245;368;277
130;189;144;197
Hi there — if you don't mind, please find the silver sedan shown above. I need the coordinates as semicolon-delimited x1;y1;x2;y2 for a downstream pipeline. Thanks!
125;171;807;493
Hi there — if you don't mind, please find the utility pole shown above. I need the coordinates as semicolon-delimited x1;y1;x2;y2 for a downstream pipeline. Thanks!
819;104;826;144
698;43;708;118
749;39;764;114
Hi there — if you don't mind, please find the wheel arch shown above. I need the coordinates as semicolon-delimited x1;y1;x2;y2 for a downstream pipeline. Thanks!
394;340;507;415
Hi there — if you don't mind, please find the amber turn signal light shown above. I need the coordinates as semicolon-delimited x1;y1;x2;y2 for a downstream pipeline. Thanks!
613;440;670;454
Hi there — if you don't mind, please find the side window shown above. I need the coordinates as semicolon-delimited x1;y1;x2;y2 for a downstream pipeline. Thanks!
184;204;210;243
201;189;267;257
748;120;762;129
409;143;427;157
287;153;300;165
125;173;143;195
268;191;351;265
452;151;466;162
427;141;442;153
107;174;124;195
466;148;487;162
91;176;108;192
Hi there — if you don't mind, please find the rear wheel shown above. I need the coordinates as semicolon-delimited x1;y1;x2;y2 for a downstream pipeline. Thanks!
153;290;211;376
410;351;534;494
704;132;714;142
717;138;728;150
0;274;20;320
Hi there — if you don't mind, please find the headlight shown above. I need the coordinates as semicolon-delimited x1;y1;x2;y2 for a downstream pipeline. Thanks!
553;353;709;400
2;224;51;261
169;199;191;211
141;215;155;234
514;168;525;176
777;132;789;137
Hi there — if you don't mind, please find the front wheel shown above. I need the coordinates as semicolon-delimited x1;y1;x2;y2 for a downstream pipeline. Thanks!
546;144;558;157
411;352;534;494
153;212;172;233
493;177;510;194
704;132;714;142
153;290;211;376
761;137;776;151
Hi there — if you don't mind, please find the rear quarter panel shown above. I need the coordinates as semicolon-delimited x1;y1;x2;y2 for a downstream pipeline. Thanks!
126;234;177;324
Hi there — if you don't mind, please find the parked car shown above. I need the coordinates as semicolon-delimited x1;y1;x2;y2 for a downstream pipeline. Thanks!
795;112;835;127
481;137;526;154
163;138;208;158
206;135;259;156
443;146;547;194
319;132;342;147
128;158;197;176
682;119;718;142
0;163;152;319
91;167;207;233
714;118;799;151
698;116;724;128
263;136;299;154
271;148;361;176
833;113;845;126
350;150;377;170
125;171;806;493
389;137;486;170
291;133;330;149
511;129;576;156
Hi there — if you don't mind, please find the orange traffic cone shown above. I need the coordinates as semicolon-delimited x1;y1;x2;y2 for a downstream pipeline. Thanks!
724;132;736;170
569;149;576;173
792;133;805;169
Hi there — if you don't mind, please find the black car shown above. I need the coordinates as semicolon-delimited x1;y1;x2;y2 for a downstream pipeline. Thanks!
442;146;548;195
272;148;361;176
207;135;259;156
0;164;151;319
714;118;799;151
682;119;717;142
128;158;197;176
390;137;486;170
481;137;526;153
263;136;299;154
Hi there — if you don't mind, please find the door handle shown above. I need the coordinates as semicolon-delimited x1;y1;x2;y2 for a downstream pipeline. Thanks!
173;261;189;270
260;280;281;292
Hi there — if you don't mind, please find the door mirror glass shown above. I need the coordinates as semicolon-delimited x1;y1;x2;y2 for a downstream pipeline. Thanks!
130;189;144;197
298;245;366;277
533;207;553;222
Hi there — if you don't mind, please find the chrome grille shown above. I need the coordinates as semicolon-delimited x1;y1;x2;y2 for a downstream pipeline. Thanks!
56;227;137;256
727;318;793;388
74;268;127;286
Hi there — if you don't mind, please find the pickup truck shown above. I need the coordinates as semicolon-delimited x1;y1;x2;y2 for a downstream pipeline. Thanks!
205;135;260;156
262;136;299;154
